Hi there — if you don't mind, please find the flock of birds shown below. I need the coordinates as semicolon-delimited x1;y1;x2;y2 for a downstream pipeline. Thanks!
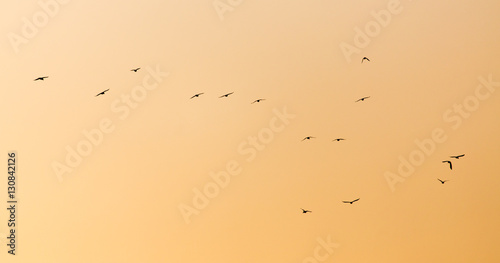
33;56;466;215
295;57;465;214
297;149;466;213
34;68;270;103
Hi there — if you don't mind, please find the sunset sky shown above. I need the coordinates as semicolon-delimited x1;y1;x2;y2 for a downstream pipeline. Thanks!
1;0;500;262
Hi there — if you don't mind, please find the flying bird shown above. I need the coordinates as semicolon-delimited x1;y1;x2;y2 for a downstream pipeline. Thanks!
343;198;360;204
251;99;265;104
131;68;141;72
361;57;370;63
332;138;345;142
302;136;315;141
219;92;234;98
34;76;48;81
442;160;452;170
437;179;448;184
450;154;465;159
355;96;370;102
190;93;204;99
95;89;110;97
301;208;312;214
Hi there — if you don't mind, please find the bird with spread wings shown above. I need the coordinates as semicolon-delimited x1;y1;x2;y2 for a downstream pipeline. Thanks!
442;160;452;170
95;89;110;97
450;154;465;159
219;92;234;98
355;96;370;102
34;76;48;81
190;93;204;99
343;198;360;204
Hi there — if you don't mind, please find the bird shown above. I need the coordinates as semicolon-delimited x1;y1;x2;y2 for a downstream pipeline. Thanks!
332;138;345;142
450;154;465;159
361;57;370;63
343;198;360;204
442;160;452;170
437;178;448;184
190;93;204;99
302;136;315;141
251;99;265;104
95;89;110;97
131;68;140;72
355;96;370;102
34;76;48;81
301;208;312;213
219;92;234;98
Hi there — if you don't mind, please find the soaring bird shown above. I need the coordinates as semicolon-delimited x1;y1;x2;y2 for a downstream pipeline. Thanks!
131;68;141;72
437;179;448;184
34;76;48;81
450;154;465;159
442;160;452;170
355;96;370;102
302;136;315;141
343;198;360;204
219;92;234;98
301;208;312;214
95;89;110;97
332;138;345;142
190;93;204;99
251;99;265;104
361;57;370;63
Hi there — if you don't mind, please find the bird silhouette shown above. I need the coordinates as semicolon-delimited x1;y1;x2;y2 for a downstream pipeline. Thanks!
450;154;465;159
131;68;141;72
442;160;452;170
302;136;315;141
34;76;48;81
301;208;312;213
251;99;265;104
95;89;110;97
355;96;370;102
343;198;360;204
190;93;204;99
332;138;345;142
437;179;448;184
361;57;370;63
219;92;234;98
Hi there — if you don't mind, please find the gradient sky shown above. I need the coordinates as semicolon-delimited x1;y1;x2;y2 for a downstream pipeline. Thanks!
1;0;500;262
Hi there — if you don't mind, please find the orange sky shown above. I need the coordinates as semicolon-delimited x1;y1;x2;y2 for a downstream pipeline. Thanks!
1;0;500;262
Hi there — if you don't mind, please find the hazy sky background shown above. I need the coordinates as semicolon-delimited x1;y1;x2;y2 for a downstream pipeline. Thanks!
1;0;500;262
